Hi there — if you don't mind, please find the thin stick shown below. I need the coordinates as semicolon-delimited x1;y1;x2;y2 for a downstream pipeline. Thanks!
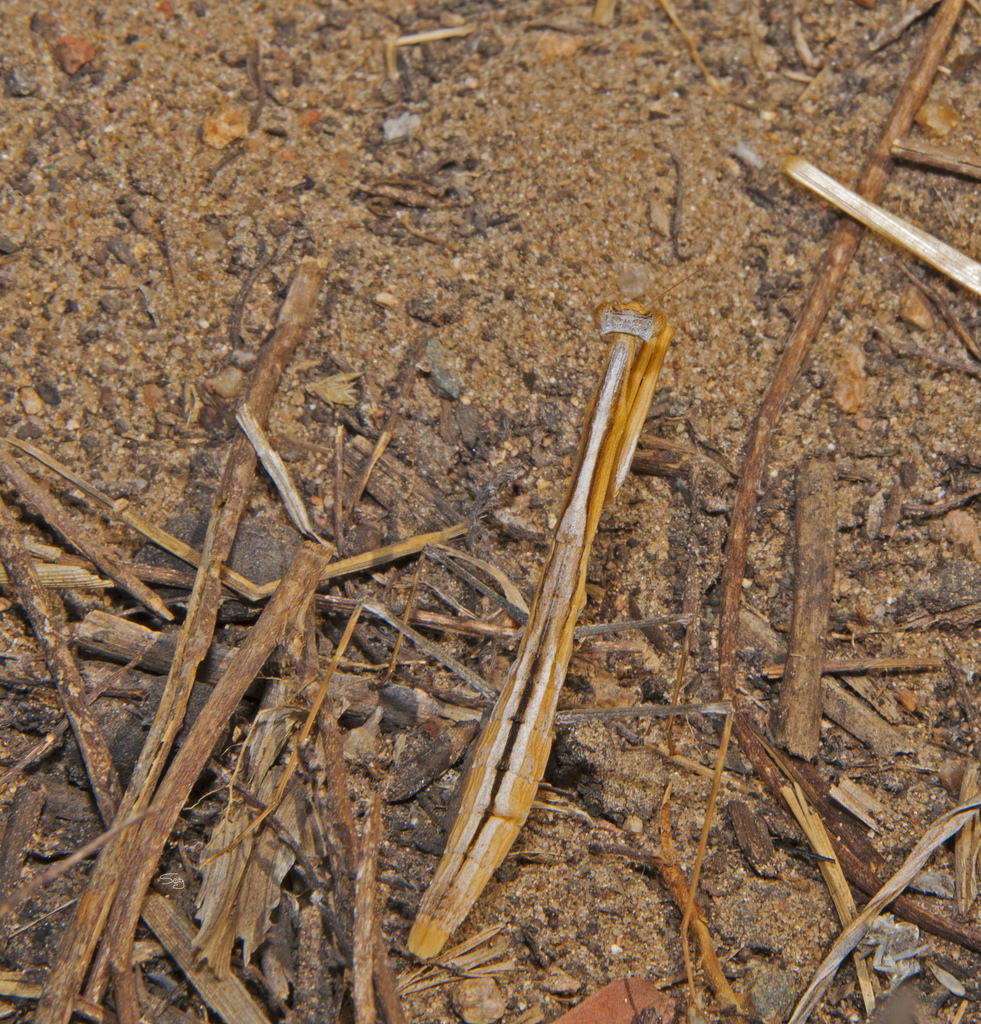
103;545;332;1024
346;429;392;526
0;494;121;825
0;447;172;621
680;713;734;1013
896;263;981;360
718;0;964;701
782;784;875;1016
891;136;981;182
656;0;726;94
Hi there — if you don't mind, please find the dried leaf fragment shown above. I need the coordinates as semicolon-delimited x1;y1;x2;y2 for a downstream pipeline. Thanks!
306;371;362;407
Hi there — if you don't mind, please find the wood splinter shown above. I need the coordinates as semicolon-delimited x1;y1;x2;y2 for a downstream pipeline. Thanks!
772;458;835;760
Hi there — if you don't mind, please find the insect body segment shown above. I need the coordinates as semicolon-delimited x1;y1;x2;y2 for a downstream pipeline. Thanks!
408;302;675;959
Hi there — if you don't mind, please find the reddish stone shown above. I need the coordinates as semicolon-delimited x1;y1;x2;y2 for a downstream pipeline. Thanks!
551;978;677;1024
55;36;95;75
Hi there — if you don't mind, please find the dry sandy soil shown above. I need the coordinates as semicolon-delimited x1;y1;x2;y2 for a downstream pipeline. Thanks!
2;0;981;1022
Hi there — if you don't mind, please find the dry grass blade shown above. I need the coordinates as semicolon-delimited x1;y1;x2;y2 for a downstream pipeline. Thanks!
0;445;173;620
363;597;494;697
656;0;726;94
4;435;266;602
398;928;514;996
782;783;875;1016
788;794;981;1024
236;405;331;547
784;156;981;297
0;562;110;589
141;894;272;1024
384;25;474;77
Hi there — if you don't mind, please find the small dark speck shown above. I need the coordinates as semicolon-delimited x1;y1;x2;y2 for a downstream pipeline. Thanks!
504;285;515;301
124;34;139;44
745;187;775;211
292;176;316;192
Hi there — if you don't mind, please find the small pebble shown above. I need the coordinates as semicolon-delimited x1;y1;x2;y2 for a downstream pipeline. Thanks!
106;235;138;268
200;228;226;252
203;106;249;148
35;382;60;406
747;965;797;1023
832;344;867;414
914;96;959;137
622;814;644;835
212;366;245;400
142;383;165;410
55;35;96;75
99;293;126;315
19;387;43;416
543;967;581;996
898;285;934;331
5;60;38;97
648;198;671;238
383;112;420;143
731;140;764;169
451;978;506;1024
945;509;981;563
0;235;22;255
536;32;579;58
939;759;966;795
374;291;397;308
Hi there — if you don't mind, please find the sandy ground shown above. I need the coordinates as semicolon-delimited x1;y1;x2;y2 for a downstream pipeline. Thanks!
2;0;981;1021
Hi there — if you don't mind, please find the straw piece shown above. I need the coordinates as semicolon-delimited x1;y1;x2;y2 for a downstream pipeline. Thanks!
784;156;981;297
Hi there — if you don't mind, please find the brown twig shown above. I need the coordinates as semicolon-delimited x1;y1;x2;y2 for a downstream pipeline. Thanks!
891;136;981;182
719;0;964;697
315;684;407;1024
884;330;981;378
772;459;835;759
0;494;121;825
902;484;981;518
0;448;172;621
104;544;332;1024
735;712;981;953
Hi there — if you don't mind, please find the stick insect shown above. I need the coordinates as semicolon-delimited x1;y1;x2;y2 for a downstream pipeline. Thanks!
408;301;676;958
